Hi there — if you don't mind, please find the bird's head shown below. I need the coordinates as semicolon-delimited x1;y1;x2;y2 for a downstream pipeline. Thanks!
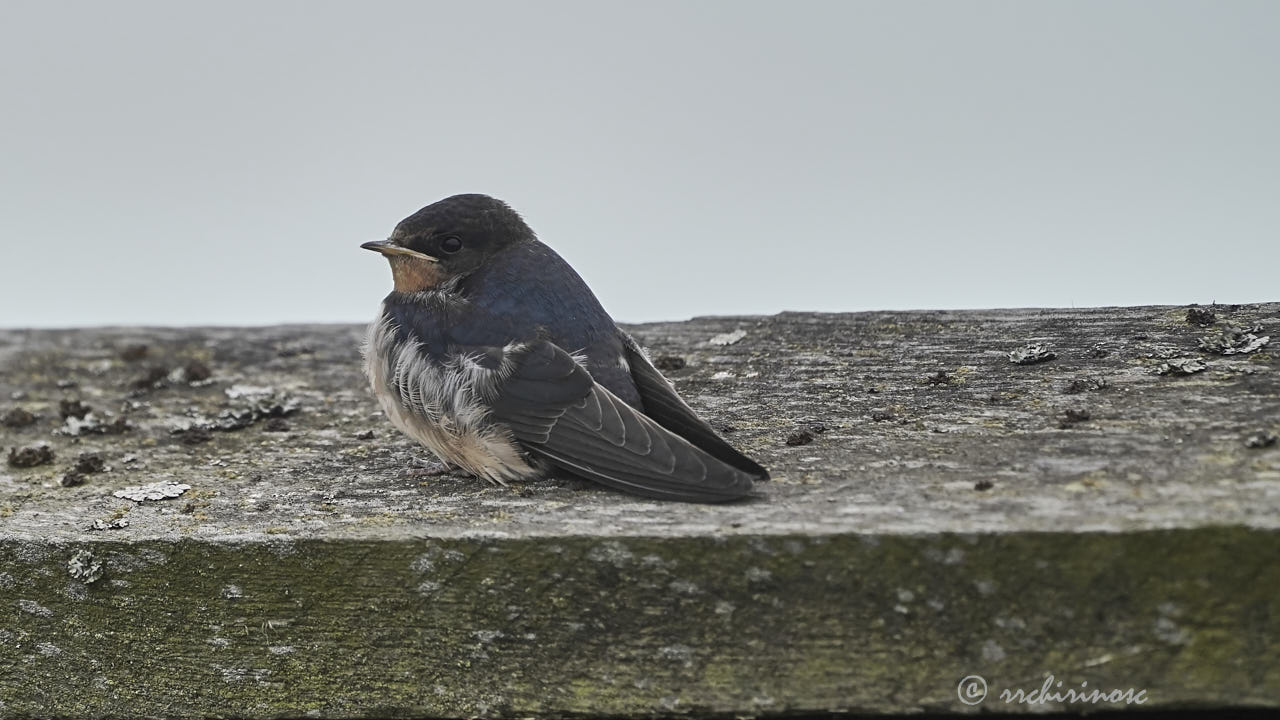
362;193;535;293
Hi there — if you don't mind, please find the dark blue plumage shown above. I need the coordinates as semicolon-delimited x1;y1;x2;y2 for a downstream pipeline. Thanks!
362;193;767;502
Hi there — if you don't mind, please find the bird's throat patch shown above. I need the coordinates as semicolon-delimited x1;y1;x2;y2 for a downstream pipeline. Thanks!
388;256;448;292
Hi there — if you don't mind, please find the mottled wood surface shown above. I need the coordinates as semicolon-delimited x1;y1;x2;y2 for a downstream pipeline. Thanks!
2;305;1278;540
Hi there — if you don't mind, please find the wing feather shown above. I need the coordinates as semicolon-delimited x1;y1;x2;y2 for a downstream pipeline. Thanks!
621;335;769;479
488;341;756;502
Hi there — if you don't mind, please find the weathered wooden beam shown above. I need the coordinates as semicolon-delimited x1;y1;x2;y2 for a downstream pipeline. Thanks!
1;304;1278;718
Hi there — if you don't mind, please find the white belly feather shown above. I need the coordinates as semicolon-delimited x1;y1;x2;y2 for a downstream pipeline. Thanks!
362;313;537;484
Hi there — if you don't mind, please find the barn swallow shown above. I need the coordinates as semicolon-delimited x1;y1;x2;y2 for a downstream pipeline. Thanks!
361;194;767;502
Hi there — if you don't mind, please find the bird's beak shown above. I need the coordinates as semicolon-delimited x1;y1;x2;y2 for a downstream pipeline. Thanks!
360;239;439;263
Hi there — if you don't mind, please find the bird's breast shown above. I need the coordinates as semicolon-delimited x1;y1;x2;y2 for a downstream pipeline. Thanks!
363;311;537;484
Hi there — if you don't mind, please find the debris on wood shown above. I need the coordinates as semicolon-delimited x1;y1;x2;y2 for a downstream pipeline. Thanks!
89;518;130;531
1199;325;1270;356
1009;343;1056;365
73;452;107;474
59;413;130;436
1058;408;1092;428
2;407;37;427
1185;305;1217;326
1156;358;1208;376
1245;431;1277;449
217;386;300;430
130;365;171;390
171;360;213;384
654;355;686;371
1063;377;1109;394
785;430;814;446
59;399;92;420
119;344;150;362
7;444;55;468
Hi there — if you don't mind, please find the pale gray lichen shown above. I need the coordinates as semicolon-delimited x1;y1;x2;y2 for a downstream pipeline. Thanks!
18;599;53;617
113;481;192;502
67;549;104;584
708;329;747;346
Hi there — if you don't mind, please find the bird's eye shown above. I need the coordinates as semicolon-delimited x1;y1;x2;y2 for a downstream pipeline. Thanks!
439;236;463;254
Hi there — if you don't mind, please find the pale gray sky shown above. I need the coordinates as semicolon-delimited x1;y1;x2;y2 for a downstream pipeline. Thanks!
2;1;1277;328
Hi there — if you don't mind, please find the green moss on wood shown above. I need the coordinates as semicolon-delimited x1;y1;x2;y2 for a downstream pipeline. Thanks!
2;528;1278;717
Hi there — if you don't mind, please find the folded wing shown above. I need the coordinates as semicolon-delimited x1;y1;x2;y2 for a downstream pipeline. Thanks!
488;341;757;502
621;335;769;479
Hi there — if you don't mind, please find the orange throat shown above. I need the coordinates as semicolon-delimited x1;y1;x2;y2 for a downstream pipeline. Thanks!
388;256;448;293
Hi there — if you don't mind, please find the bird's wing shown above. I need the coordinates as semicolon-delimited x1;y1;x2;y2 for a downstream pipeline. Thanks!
487;340;757;502
620;334;769;479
